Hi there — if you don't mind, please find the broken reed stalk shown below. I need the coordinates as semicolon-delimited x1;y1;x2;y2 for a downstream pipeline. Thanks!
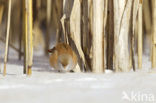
152;0;156;69
70;0;89;72
0;37;24;55
138;0;143;69
61;0;81;72
23;0;28;74
61;15;66;43
61;15;69;44
27;0;33;75
61;0;71;44
3;0;12;76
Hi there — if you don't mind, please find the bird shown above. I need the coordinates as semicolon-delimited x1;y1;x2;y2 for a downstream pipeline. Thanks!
48;43;77;72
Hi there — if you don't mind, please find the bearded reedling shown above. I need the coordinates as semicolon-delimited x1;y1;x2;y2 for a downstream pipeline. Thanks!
48;43;77;72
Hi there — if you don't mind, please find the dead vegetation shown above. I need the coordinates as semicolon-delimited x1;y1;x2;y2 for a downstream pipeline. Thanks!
0;0;155;75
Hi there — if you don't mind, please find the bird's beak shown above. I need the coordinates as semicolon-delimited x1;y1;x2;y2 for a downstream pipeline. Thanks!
48;49;53;53
48;47;56;53
48;49;54;53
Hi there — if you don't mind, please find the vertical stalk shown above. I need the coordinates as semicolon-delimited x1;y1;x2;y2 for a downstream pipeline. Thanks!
45;0;51;54
107;0;114;70
92;0;104;73
27;0;33;75
23;0;28;74
143;0;152;34
114;0;133;72
80;0;91;71
19;1;23;60
0;4;4;24
152;0;156;69
0;4;4;72
132;0;139;71
103;0;108;72
81;0;88;52
3;0;12;76
138;0;143;69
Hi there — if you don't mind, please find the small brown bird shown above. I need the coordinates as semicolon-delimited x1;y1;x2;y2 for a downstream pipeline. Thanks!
48;43;77;72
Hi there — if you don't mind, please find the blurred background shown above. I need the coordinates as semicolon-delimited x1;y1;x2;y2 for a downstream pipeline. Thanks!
0;0;155;72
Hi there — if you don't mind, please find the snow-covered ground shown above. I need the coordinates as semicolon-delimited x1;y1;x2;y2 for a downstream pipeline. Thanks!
0;42;156;103
0;65;156;103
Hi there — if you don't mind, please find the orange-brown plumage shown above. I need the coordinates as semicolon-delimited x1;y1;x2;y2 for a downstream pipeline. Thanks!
48;43;77;72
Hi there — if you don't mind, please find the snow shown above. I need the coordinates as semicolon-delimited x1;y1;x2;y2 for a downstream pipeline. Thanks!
0;63;156;103
0;42;156;103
